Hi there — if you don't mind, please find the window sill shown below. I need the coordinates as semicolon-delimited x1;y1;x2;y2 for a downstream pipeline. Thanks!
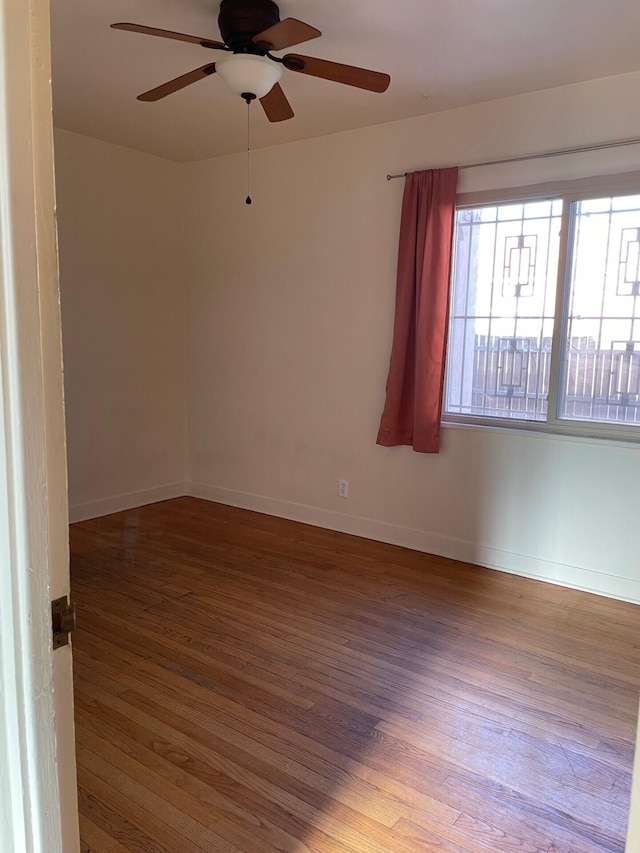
441;415;640;449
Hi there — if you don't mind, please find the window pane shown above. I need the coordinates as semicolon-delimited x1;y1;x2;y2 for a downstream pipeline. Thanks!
445;201;562;420
559;196;640;425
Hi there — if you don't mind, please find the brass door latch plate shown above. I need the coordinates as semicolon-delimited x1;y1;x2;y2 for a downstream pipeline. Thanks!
52;596;76;649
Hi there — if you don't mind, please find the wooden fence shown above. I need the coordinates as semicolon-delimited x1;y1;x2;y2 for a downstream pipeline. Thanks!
470;336;640;422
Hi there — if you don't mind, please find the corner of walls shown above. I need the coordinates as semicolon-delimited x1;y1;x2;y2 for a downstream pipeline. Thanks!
173;157;190;490
68;481;189;524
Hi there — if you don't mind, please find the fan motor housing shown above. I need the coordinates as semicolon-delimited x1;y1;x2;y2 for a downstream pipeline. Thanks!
218;0;280;51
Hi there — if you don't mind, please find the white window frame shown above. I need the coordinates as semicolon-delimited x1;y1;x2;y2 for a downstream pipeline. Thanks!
443;171;640;443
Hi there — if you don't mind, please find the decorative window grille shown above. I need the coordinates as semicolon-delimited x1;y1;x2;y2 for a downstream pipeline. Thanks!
560;196;640;424
444;192;640;434
446;200;561;421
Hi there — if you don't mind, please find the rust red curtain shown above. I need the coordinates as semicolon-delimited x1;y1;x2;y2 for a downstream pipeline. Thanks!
376;167;458;453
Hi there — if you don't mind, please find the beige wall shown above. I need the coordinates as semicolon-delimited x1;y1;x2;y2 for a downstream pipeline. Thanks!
54;71;640;598
54;129;187;521
183;70;640;603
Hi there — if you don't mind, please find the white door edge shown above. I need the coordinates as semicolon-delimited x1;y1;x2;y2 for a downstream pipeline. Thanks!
0;0;78;849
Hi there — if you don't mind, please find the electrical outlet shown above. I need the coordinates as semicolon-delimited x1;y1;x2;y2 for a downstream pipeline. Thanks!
338;479;349;498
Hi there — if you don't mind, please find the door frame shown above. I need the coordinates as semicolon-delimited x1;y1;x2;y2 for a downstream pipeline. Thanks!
0;0;78;848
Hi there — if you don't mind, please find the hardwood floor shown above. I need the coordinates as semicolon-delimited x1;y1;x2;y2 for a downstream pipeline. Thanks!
71;496;640;853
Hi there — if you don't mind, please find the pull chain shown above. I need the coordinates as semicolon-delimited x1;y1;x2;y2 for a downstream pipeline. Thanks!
245;98;252;205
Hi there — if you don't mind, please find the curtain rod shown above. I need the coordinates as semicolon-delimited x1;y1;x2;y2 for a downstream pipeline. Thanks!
386;137;640;180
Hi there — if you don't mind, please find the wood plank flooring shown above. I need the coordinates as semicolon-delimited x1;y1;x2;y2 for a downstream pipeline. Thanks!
71;496;640;853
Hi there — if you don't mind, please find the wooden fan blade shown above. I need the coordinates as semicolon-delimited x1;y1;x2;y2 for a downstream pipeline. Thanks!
260;83;294;122
137;64;216;101
252;18;321;51
111;23;225;51
284;54;390;93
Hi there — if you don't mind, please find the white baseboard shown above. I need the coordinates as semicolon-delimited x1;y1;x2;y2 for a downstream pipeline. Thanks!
69;480;640;603
68;482;188;524
188;481;640;605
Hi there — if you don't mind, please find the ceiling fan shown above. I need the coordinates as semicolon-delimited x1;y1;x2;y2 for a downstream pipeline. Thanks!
111;0;391;122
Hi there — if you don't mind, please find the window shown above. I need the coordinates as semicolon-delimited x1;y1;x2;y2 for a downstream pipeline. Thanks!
444;186;640;439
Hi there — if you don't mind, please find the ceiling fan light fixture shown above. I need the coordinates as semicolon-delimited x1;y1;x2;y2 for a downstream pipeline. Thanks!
215;52;282;99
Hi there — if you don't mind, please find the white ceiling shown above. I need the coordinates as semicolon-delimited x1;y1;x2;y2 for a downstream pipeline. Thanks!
51;0;640;163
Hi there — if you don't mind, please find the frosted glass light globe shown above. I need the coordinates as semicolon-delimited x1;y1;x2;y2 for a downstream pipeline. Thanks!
215;53;282;99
